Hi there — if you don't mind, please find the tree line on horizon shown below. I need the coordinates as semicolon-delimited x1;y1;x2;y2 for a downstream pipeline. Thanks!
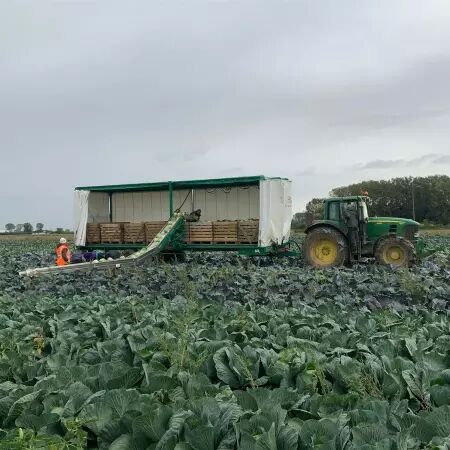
2;223;72;234
293;175;450;227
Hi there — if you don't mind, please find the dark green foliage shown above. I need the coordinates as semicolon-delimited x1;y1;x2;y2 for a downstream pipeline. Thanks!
0;237;449;448
330;175;450;225
5;224;15;233
23;223;33;234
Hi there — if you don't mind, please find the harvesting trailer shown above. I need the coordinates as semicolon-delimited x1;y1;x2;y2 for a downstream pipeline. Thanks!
20;175;422;276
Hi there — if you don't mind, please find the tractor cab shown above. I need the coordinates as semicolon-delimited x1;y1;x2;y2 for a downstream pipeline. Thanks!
323;196;370;258
303;196;420;268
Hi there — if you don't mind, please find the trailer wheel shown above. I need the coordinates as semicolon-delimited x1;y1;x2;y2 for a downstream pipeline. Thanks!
304;227;348;268
375;237;415;268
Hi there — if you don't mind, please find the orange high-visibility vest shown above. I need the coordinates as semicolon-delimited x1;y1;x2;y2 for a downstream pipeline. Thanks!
55;244;71;266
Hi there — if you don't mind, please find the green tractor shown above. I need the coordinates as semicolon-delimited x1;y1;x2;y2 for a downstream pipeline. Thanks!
304;196;421;268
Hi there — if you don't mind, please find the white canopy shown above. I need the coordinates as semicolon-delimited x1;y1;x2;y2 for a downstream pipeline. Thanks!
74;190;89;246
259;178;292;247
74;191;109;246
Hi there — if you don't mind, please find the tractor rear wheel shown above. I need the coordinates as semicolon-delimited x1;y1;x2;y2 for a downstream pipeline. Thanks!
304;227;348;268
375;237;415;268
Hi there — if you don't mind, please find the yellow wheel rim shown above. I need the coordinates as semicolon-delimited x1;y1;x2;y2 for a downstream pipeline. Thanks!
310;239;338;266
382;245;407;266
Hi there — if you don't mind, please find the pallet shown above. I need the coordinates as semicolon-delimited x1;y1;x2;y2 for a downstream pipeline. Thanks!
188;223;213;243
88;219;259;246
145;221;167;243
181;224;190;243
123;223;145;243
238;220;259;244
86;223;101;243
213;221;238;244
100;223;123;244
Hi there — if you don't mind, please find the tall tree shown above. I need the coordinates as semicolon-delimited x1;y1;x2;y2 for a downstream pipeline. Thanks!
23;223;33;233
291;212;307;229
305;198;325;225
5;223;15;232
36;223;44;232
15;224;23;233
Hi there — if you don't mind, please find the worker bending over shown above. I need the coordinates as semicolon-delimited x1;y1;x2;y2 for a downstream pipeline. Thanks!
185;209;202;222
55;237;71;266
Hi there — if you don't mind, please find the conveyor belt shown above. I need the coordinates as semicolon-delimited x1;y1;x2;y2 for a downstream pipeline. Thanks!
19;214;184;277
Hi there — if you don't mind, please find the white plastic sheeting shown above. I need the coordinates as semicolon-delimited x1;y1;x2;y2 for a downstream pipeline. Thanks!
110;187;260;222
74;190;90;246
259;179;292;247
74;191;109;246
112;190;191;222
88;192;110;223
193;186;259;221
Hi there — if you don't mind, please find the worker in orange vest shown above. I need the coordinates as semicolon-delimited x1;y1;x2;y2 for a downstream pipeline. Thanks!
55;237;71;266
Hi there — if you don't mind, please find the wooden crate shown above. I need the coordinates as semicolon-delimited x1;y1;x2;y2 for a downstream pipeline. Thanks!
188;223;213;243
238;220;259;244
145;221;167;243
86;223;101;243
100;223;123;244
181;224;190;242
124;223;145;243
213;221;238;243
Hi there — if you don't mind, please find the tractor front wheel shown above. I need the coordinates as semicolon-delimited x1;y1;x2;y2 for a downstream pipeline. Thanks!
374;237;415;268
304;227;348;268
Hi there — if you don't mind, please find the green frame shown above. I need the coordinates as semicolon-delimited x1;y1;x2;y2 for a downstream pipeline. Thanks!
78;242;298;257
75;175;276;193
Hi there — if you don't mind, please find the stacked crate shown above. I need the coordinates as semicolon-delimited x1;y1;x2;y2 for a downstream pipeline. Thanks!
213;221;238;243
123;223;145;243
181;223;189;243
184;220;259;244
187;223;213;243
238;220;259;244
87;218;259;246
100;223;123;244
145;221;167;244
86;223;101;244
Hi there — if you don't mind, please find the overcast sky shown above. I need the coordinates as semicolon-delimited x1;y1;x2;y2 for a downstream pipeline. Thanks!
1;1;450;229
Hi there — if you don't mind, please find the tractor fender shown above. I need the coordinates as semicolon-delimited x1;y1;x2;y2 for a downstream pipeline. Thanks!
304;223;350;262
303;223;350;266
305;222;348;241
373;235;417;256
373;235;417;266
373;235;390;252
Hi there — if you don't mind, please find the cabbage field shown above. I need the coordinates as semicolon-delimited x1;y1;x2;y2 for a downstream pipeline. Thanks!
0;236;449;449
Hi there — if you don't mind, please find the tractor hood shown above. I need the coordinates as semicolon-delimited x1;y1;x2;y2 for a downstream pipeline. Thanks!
368;217;420;226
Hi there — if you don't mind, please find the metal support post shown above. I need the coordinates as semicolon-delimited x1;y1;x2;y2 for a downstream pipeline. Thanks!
109;192;113;222
169;182;174;217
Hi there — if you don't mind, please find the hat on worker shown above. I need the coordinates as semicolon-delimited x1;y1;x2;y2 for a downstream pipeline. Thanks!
59;237;67;244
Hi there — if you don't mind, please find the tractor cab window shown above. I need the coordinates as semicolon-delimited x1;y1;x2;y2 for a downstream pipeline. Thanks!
328;202;340;221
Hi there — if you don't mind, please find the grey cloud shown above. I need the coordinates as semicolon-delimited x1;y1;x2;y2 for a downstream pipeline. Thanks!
1;1;450;227
294;167;316;177
356;153;450;170
433;154;450;164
